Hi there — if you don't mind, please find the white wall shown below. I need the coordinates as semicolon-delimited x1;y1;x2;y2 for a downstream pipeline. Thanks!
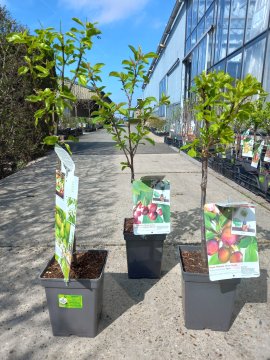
143;3;186;108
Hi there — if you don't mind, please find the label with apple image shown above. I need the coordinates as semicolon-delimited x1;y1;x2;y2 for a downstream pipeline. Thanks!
132;177;170;235
204;202;260;281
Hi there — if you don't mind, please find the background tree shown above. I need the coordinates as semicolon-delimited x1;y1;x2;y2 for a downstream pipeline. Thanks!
7;18;101;153
182;71;265;265
0;6;51;179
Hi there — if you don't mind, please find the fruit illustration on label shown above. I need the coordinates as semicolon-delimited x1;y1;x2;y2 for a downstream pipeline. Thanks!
230;251;243;263
221;221;239;246
218;247;231;263
207;239;219;255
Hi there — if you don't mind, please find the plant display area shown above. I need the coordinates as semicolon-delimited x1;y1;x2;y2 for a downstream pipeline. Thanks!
2;6;269;346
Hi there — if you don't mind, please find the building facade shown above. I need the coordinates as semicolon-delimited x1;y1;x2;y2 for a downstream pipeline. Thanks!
143;0;270;129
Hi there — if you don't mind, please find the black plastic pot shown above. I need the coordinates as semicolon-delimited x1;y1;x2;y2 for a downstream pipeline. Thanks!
124;223;166;278
40;250;108;337
179;245;240;331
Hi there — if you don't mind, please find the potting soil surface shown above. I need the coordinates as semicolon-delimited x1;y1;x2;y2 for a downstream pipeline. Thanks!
42;251;107;279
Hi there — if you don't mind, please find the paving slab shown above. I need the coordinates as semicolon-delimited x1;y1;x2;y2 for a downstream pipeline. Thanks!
0;130;269;360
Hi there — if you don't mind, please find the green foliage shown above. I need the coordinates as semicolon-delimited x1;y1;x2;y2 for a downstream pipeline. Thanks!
0;6;51;178
183;71;266;160
7;18;101;148
88;45;170;182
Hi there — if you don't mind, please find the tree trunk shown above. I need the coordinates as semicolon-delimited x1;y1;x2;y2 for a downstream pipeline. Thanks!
130;155;135;183
201;156;208;267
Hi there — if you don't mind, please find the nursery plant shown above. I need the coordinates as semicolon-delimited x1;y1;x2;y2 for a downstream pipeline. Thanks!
8;19;108;337
7;17;101;153
87;45;170;182
87;45;170;278
182;71;265;267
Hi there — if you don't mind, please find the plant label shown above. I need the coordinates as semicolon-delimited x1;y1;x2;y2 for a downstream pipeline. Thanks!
251;141;264;168
204;202;260;281
242;137;254;157
54;145;79;282
58;294;83;309
132;176;171;235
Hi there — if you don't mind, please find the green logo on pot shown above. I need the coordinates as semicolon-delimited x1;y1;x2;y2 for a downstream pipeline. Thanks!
58;294;83;309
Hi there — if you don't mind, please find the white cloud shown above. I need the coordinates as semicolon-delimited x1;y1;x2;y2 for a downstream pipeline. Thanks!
59;0;150;24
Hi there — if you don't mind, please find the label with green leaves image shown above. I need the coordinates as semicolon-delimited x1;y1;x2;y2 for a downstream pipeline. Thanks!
58;294;83;309
132;176;170;235
54;145;79;283
204;202;260;281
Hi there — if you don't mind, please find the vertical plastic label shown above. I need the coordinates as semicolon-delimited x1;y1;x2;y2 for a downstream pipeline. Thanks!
58;294;83;309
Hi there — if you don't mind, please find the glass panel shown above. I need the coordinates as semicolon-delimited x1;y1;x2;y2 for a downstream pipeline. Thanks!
186;37;191;54
215;0;231;63
191;29;197;47
206;0;214;11
192;0;199;30
197;18;205;39
207;32;214;68
243;37;266;82
187;1;192;38
212;59;226;72
198;36;207;75
246;0;270;42
226;52;243;79
205;6;214;31
263;36;270;96
159;77;166;117
198;0;205;21
228;0;247;54
191;47;199;80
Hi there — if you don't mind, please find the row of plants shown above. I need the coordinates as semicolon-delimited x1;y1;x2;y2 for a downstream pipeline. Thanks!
7;16;265;336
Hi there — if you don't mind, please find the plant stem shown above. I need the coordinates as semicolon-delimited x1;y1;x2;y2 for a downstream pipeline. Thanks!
201;156;208;267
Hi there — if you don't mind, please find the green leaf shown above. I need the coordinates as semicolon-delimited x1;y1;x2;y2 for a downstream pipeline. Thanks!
159;204;170;223
67;135;79;142
72;17;84;26
239;236;256;248
18;66;29;75
78;74;87;86
244;243;258;262
187;148;197;157
43;135;59;145
35;65;49;76
206;230;217;241
64;143;72;155
145;137;155;146
132;180;153;194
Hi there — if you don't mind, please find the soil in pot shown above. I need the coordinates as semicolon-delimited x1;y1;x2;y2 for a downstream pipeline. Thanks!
42;250;107;279
124;217;133;233
180;249;208;274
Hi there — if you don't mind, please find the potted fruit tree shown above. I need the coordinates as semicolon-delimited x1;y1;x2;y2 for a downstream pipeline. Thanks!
180;71;265;331
8;19;108;337
87;45;171;278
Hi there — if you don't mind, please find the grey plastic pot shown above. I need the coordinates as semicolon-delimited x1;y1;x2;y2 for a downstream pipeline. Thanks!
124;223;166;278
179;245;240;331
40;250;108;337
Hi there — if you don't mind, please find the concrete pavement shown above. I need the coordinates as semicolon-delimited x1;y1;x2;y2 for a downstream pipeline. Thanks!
0;129;269;360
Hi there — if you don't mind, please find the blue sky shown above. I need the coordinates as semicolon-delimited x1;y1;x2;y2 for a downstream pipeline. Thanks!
2;0;176;104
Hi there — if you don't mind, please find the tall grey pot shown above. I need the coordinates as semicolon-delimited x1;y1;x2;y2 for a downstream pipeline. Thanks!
40;250;108;337
179;245;240;331
124;226;166;278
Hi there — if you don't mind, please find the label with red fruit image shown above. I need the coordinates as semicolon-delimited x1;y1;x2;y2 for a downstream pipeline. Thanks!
132;177;170;235
204;202;260;281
